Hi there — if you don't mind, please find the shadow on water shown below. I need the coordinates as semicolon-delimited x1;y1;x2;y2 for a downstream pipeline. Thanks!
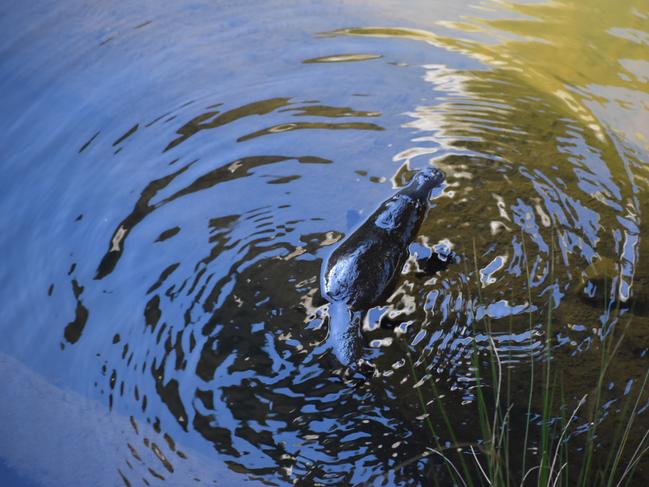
0;0;648;485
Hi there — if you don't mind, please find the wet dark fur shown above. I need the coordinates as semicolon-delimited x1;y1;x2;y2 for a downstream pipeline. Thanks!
321;167;445;366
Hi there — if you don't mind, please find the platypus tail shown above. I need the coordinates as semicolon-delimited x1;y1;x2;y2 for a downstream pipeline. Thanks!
327;301;363;367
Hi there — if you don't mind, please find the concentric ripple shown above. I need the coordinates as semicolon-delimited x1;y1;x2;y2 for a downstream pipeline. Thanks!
1;0;648;486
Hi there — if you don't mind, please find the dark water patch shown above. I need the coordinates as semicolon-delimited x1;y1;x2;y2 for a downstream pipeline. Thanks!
94;159;197;280
79;131;100;153
63;279;88;345
99;36;115;47
95;154;333;281
113;124;139;146
164;98;291;152
265;174;301;184
117;469;131;487
155;226;180;242
134;21;152;30
282;104;381;118
237;121;384;142
145;112;172;128
303;53;382;63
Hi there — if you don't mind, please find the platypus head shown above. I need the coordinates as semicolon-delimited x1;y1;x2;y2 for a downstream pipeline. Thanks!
403;166;445;199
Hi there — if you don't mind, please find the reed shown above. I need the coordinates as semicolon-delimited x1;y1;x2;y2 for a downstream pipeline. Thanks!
398;233;648;487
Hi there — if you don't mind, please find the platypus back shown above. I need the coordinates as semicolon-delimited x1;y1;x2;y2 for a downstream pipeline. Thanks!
321;167;445;366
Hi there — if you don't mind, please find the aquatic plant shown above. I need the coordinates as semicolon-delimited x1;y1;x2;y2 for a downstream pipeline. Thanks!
393;233;649;487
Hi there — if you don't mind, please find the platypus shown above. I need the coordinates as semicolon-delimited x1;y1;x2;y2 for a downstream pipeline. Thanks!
321;166;446;367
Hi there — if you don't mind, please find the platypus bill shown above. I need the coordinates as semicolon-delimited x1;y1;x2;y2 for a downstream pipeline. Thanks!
321;166;446;367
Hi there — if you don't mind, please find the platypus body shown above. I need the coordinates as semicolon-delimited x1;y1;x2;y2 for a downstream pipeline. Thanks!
321;167;445;366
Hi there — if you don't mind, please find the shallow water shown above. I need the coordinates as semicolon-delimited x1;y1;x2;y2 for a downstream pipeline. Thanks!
0;0;648;485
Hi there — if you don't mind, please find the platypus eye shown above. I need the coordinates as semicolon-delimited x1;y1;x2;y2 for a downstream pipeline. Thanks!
421;167;444;182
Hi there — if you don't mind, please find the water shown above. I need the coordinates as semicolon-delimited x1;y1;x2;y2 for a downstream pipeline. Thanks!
1;0;648;485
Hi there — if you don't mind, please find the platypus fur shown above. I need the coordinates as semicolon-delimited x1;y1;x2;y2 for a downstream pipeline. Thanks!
321;166;446;367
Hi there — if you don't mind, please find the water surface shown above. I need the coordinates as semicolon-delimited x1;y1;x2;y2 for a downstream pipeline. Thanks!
1;0;648;485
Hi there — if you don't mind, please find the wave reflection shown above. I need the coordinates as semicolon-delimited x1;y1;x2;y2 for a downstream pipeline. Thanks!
2;0;648;485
